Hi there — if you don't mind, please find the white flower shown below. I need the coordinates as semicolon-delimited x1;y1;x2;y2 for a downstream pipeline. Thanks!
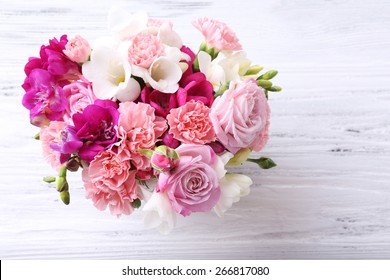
213;151;253;217
108;7;148;41
218;51;251;82
82;38;141;102
214;174;253;217
142;190;177;234
132;47;189;93
198;51;225;91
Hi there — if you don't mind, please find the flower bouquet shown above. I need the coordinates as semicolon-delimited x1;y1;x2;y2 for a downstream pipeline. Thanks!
21;7;281;233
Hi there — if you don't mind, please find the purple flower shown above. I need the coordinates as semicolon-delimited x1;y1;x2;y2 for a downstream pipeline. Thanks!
22;69;67;127
21;35;82;127
70;100;119;163
50;126;83;164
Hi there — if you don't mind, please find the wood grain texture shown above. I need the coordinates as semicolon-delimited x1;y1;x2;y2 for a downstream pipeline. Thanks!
1;0;390;259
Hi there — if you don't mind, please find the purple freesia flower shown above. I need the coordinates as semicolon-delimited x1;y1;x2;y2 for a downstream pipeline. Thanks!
21;35;82;127
70;99;119;163
22;69;68;127
50;126;83;164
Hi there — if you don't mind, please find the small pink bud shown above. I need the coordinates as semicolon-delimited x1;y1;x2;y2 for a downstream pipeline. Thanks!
63;35;91;63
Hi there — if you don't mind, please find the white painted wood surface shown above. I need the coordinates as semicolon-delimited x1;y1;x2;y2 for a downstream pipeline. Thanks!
1;0;390;259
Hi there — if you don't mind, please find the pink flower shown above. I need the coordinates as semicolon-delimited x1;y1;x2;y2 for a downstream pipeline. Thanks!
166;100;216;144
177;72;214;107
140;86;177;117
63;35;91;63
118;102;168;169
63;80;96;118
40;121;67;170
150;145;179;173
192;17;242;51
157;144;221;216
82;149;139;217
210;79;270;153
128;33;165;68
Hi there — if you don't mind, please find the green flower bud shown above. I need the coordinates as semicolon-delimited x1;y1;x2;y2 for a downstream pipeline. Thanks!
131;198;141;209
245;65;263;76
226;148;252;166
257;79;273;89
43;176;56;183
60;191;70;205
247;157;277;169
258;70;278;80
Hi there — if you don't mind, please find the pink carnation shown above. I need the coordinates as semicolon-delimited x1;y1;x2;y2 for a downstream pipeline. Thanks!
192;17;242;51
82;149;139;217
118;102;167;169
40;121;67;171
128;33;165;68
63;35;91;63
166;100;216;145
210;79;270;153
63;80;96;119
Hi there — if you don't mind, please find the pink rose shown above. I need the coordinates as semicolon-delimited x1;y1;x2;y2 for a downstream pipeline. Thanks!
40;121;67;171
156;144;221;216
63;80;96;118
118;102;167;169
166;100;216;144
82;149;139;217
63;35;91;63
128;33;165;68
192;17;242;51
210;79;270;153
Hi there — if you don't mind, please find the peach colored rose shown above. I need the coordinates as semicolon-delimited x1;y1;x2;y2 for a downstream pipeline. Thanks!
210;79;270;153
40;121;67;171
128;33;164;68
117;102;167;170
63;35;91;63
82;149;139;217
192;17;242;51
166;100;216;145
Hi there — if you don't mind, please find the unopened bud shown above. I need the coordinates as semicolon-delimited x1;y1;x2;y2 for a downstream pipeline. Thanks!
60;191;70;205
226;148;252;166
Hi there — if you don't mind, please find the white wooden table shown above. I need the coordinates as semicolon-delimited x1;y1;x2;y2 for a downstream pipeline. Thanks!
1;0;390;259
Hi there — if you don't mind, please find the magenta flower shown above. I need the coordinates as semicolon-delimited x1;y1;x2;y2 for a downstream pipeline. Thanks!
70;100;120;163
49;126;83;164
140;70;213;118
22;69;68;127
140;87;177;118
22;35;82;127
177;72;214;107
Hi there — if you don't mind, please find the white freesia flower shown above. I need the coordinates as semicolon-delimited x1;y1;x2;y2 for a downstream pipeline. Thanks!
142;190;177;235
212;151;253;217
218;51;251;82
157;23;183;48
132;47;189;93
82;38;141;102
214;174;253;217
108;7;148;41
198;51;225;91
